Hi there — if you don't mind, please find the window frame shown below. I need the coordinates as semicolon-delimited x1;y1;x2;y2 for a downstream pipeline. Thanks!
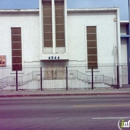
11;27;22;71
86;26;98;69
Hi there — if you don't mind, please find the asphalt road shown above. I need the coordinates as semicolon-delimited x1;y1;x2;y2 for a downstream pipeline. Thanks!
0;95;130;130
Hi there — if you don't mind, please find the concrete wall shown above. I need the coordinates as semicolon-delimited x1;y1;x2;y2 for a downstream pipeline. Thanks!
67;10;118;84
0;11;40;69
67;11;117;65
0;11;41;85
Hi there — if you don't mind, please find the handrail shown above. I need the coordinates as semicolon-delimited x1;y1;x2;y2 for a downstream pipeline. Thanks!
103;75;113;80
77;71;88;76
103;75;113;85
0;72;34;87
87;75;103;83
77;71;88;82
0;77;7;88
0;77;7;81
87;74;113;85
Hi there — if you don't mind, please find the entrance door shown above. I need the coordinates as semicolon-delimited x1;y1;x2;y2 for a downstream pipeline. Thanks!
43;61;66;89
43;61;66;79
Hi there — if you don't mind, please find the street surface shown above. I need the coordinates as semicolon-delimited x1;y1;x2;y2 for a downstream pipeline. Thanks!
0;95;130;130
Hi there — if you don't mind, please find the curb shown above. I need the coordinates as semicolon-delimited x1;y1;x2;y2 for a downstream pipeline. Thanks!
0;92;130;97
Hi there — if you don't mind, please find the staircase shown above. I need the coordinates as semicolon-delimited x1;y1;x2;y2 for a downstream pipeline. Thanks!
68;70;114;87
0;71;40;88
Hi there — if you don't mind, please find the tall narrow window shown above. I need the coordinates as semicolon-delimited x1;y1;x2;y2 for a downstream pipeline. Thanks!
11;28;22;71
43;1;52;47
55;0;65;47
87;26;98;69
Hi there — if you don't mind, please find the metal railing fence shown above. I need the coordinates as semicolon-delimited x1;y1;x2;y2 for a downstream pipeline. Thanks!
0;65;127;90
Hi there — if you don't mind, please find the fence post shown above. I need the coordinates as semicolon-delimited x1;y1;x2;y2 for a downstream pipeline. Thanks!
66;67;68;90
91;66;94;90
40;67;43;91
103;75;104;84
117;65;120;89
16;70;18;91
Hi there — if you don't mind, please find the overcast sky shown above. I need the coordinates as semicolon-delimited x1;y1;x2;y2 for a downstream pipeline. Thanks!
0;0;128;20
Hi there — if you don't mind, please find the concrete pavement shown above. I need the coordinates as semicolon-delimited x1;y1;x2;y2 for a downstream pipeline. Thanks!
0;87;130;97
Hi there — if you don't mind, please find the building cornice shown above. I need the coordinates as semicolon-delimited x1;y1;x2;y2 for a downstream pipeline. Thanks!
0;8;119;13
67;8;118;13
120;20;129;24
0;9;39;13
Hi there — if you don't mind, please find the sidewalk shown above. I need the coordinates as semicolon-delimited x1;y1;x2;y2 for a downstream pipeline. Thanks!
0;87;130;97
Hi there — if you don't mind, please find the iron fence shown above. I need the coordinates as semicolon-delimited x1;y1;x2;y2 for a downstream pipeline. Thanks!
0;65;128;90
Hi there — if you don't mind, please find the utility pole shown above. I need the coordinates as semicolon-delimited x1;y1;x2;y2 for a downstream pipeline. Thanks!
128;0;130;30
128;0;130;84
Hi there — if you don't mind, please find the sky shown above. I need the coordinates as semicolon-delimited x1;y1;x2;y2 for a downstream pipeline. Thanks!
0;0;128;20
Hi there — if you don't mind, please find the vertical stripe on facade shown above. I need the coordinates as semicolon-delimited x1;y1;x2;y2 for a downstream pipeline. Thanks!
55;0;65;47
87;26;98;69
43;0;53;47
11;28;22;71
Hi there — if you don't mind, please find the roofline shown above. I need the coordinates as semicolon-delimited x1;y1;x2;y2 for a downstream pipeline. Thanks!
0;9;39;13
120;20;129;23
120;20;129;25
0;7;118;13
67;8;119;12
